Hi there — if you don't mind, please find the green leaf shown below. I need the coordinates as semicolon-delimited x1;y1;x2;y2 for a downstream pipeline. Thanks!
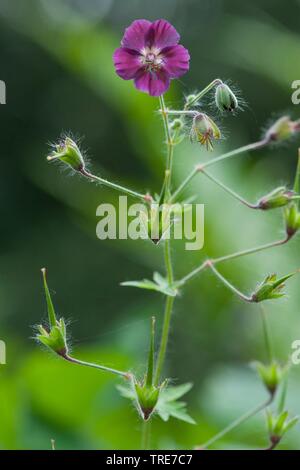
160;383;193;402
121;272;178;297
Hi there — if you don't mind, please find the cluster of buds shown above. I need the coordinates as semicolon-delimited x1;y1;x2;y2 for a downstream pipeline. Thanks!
266;409;299;449
36;268;68;357
47;136;85;172
133;317;165;420
254;361;287;397
251;272;296;303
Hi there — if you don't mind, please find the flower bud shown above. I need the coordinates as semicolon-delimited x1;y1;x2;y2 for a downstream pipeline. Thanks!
134;317;165;420
47;137;85;171
265;116;300;142
190;113;221;151
185;94;197;106
284;203;300;238
251;272;296;303
215;83;238;112
266;409;299;445
254;361;287;396
170;118;183;131
36;268;68;356
257;187;299;210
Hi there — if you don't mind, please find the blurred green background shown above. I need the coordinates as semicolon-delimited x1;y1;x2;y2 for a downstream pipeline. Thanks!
1;0;300;450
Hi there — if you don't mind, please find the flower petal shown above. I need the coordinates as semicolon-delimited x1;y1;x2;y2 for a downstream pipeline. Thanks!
146;19;180;50
162;45;190;78
134;70;170;97
121;19;152;51
113;47;142;80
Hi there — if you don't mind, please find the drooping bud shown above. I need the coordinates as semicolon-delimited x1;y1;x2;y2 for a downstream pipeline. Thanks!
284;203;300;238
215;83;238;112
254;361;287;396
257;187;300;210
265;116;300;142
134;317;165;420
266;409;299;447
251;272;296;303
36;268;68;356
47;137;85;171
190;113;221;151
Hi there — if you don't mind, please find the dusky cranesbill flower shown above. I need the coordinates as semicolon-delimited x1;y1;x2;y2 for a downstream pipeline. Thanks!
113;19;190;96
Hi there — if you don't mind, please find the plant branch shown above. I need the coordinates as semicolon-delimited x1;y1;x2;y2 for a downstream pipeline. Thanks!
185;78;223;109
79;168;148;201
178;236;289;286
199;395;273;449
171;138;270;201
208;262;253;302
260;305;273;363
62;353;130;379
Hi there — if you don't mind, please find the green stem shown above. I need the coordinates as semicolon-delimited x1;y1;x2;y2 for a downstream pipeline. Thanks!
63;354;129;378
171;138;269;201
179;236;289;286
200;169;258;209
260;305;273;364
80;168;146;201
154;95;175;386
200;395;273;449
293;149;300;208
141;420;151;450
185;78;223;109
208;263;252;302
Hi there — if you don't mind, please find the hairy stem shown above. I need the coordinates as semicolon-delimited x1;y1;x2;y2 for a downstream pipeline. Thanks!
200;395;273;449
185;78;223;109
79;168;147;201
155;95;175;386
62;353;130;378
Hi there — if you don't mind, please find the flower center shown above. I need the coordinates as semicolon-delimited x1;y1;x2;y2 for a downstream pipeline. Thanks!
140;47;163;72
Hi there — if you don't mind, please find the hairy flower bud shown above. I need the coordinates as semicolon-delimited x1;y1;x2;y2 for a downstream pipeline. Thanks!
36;268;68;356
215;83;238;112
265;116;300;142
47;137;85;171
170;118;183;131
257;187;299;210
251;272;296;303
190;113;221;151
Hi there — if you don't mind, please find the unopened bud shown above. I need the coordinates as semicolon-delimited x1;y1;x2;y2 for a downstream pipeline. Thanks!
190;113;221;151
251;272;296;303
47;137;85;171
215;83;238;112
257;187;299;210
170;119;183;131
36;268;68;356
266;409;299;444
284;203;300;238
265;116;300;142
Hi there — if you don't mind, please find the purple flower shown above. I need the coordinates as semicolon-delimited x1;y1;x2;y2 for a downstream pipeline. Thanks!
113;19;190;97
